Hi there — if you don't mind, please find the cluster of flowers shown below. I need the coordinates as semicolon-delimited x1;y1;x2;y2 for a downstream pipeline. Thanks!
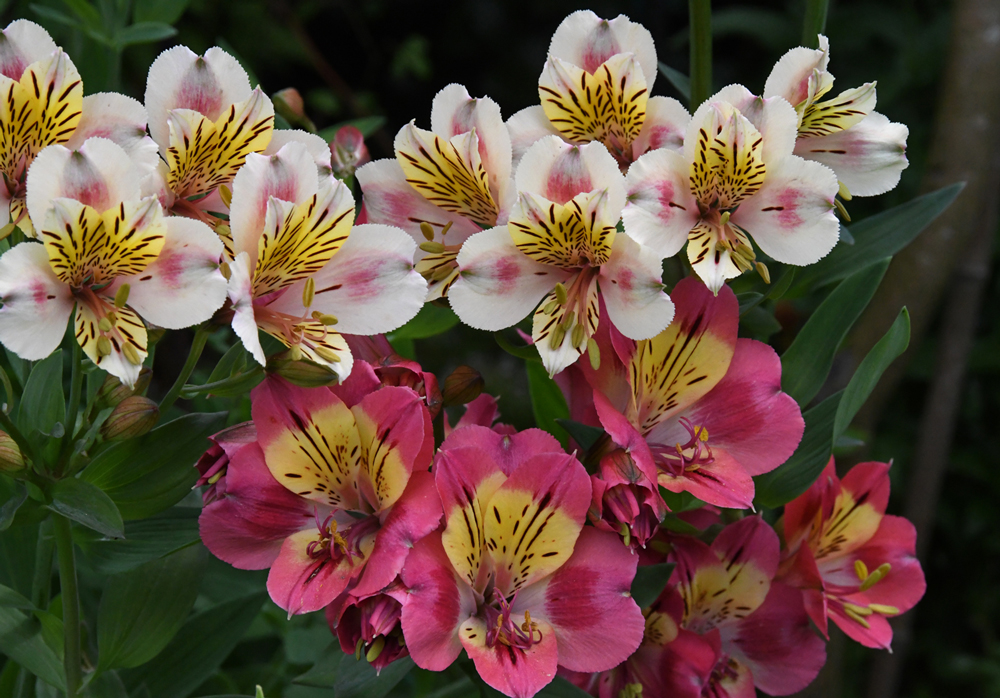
0;9;921;698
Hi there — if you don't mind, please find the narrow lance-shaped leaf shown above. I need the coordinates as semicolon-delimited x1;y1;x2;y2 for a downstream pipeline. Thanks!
526;361;569;448
48;477;125;539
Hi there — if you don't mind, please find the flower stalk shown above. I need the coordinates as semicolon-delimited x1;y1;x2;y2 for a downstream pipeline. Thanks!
688;0;713;108
53;513;81;698
159;326;211;414
802;0;830;47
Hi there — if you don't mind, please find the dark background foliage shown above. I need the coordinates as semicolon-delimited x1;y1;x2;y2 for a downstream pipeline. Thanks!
1;0;994;697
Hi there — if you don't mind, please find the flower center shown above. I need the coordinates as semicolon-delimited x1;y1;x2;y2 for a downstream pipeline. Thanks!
650;418;714;475
306;512;379;564
484;590;543;650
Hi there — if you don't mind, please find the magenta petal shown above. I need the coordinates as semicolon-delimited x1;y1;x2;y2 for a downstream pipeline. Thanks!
655;629;720;698
681;339;803;476
829;601;893;649
849;515;925;613
533;526;645;672
724;581;826;696
839;460;891;518
266;530;359;615
593;391;660;486
782;457;836;549
199;443;316;569
461;618;560;698
401;532;476;671
330;359;382;408
440;424;563;475
353;471;443;597
657;447;756;510
711;515;780;580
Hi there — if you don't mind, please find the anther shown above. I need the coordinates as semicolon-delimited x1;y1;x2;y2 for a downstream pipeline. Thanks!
302;277;315;308
756;262;771;284
122;343;142;366
419;221;435;241
290;345;303;362
549;325;566;349
834;197;851;222
365;636;386;662
419;241;446;254
541;300;558;315
97;336;112;357
571;323;585;349
311;311;338;325
441;220;453;236
843;602;873;616
115;283;130;309
98;317;113;333
854;560;869;582
868;603;900;616
719;211;731;226
554;282;568;305
219;262;231;280
219;184;233;208
587;337;601;370
560;311;576;331
314;346;341;363
838;181;852;201
0;223;15;241
355;638;364;660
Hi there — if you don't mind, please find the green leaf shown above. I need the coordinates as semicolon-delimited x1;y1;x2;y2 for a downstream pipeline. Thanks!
206;342;247;384
791;183;963;293
0;582;34;610
115;21;177;47
18;350;64;435
83;669;129;698
780;259;889;406
48;477;124;539
0;604;65;690
389;303;460;340
630;562;675;608
0;477;26;531
132;0;191;24
181;364;264;399
97;544;206;670
555;419;605;451
335;653;414;698
657;62;691;103
75;507;200;575
753;391;842;509
538;677;596;698
737;292;765;316
293;640;340;687
833;307;910;441
59;0;103;26
494;330;541;361
660;490;704;512
81;412;226;520
120;593;265;698
526;361;569;448
30;3;82;27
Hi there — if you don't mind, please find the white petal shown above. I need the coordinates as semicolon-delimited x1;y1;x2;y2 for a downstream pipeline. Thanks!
449;226;569;331
690;86;798;167
430;83;512;207
548;10;657;88
793;111;908;197
355;158;480;246
227;252;265;365
0;20;57;78
731;155;839;265
229;141;321;260
116;217;226;329
763;38;831;105
506;105;559;169
632;96;689;158
515;136;625;211
145;45;251;153
271;224;426;335
26;138;140;226
600;234;674;340
66;93;160;176
0;242;73;360
264;129;333;173
622;147;699;259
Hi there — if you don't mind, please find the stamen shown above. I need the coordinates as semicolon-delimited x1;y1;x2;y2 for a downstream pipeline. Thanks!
219;262;231;280
97;336;112;357
122;343;142;366
302;278;315;308
98;317;113;333
441;220;453;237
365;636;385;662
419;241;446;253
541;300;558;315
290;345;303;361
571;323;586;349
219;184;233;208
859;562;891;591
854;559;869;581
587;337;601;370
843;602;873;616
838;181;852;201
843;606;871;628
756;261;771;284
311;311;339;326
114;284;130;309
0;223;15;241
419;222;435;241
548;324;566;349
554;282;568;306
314;346;341;363
719;211;731;226
868;603;900;615
834;198;851;222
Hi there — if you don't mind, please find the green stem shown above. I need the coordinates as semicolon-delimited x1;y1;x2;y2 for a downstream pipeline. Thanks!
688;0;713;109
802;0;830;47
57;340;85;474
31;519;54;607
53;514;81;698
158;327;210;414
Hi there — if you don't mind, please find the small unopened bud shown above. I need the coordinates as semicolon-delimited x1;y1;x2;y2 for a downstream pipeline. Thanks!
122;343;143;366
419;241;445;254
442;365;484;406
365;636;386;663
268;355;340;387
101;396;159;442
554;282;568;306
97;368;152;409
273;87;317;132
0;430;25;472
330;125;369;179
302;277;315;308
219;184;232;208
419;222;435;241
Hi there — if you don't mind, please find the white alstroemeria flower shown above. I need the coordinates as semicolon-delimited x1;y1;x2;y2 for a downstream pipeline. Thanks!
762;35;908;197
357;83;515;300
506;10;690;169
622;87;840;292
0;19;158;236
0;138;227;385
450;135;675;376
227;140;427;382
144;45;274;219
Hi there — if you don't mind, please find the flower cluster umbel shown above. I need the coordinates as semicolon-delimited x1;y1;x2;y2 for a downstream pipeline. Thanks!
0;11;919;698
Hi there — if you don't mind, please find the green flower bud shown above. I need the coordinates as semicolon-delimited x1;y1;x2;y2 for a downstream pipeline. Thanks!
442;365;484;406
0;430;25;472
267;355;340;387
100;396;159;442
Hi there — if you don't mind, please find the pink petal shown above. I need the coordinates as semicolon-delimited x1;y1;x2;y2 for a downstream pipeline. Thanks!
632;96;690;158
329;359;381;408
67;93;160;175
547;10;657;86
657;448;756;510
712;515;780;580
0;241;74;361
267;528;360;615
621;147;699;259
515;136;625;209
0;20;57;79
507;106;560;169
460;616;560;698
440;424;563;476
599;233;675;341
592;391;659;487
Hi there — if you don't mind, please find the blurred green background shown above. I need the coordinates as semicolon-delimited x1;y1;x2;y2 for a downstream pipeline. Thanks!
1;0;994;697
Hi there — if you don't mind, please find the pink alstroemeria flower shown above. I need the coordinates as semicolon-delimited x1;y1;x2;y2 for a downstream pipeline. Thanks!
343;333;443;419
507;10;689;170
199;368;441;616
583;276;803;509
358;83;514;299
328;579;409;673
450;135;675;376
400;425;645;698
762;36;908;198
667;517;826;696
778;458;926;649
622;86;839;292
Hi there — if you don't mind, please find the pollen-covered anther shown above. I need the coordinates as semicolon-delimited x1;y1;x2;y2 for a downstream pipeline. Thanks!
311;311;339;326
858;562;892;591
419;221;435;241
122;343;142;366
302;277;316;308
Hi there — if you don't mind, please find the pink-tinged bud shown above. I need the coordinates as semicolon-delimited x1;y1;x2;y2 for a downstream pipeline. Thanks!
272;87;317;132
267;355;340;388
442;365;484;407
590;450;665;550
331;591;408;674
100;396;159;442
195;422;257;503
96;368;152;410
0;430;25;472
330;125;370;179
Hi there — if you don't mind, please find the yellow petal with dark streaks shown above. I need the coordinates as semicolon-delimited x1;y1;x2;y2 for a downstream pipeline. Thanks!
799;83;876;138
252;182;355;297
395;123;498;229
74;301;147;374
689;103;766;210
508;190;616;269
24;50;82;156
166;87;274;199
539;53;648;157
